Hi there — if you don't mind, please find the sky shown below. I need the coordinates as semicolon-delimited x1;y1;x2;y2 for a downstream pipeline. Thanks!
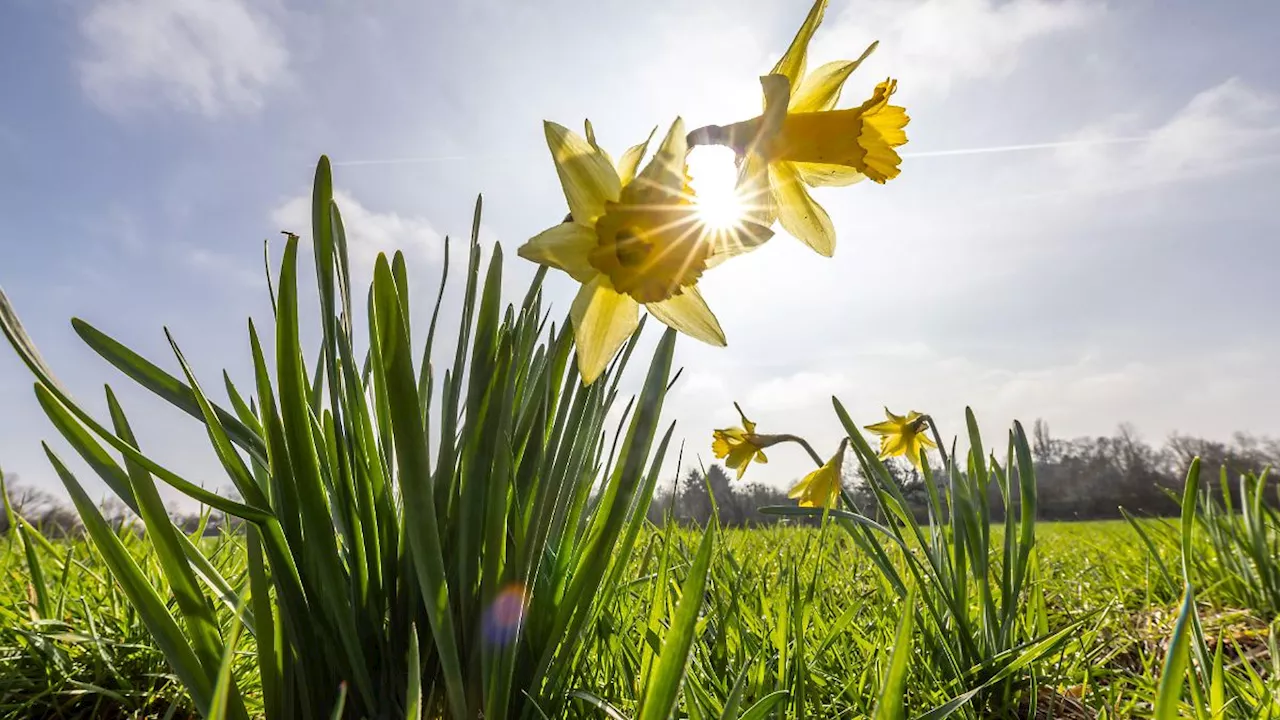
1;0;1278;505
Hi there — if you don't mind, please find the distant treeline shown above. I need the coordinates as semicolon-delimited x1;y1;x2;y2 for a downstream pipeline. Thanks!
0;478;242;538
4;422;1278;535
651;420;1280;526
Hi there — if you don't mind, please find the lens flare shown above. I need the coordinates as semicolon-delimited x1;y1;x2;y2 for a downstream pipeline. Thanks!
687;146;747;231
483;583;528;646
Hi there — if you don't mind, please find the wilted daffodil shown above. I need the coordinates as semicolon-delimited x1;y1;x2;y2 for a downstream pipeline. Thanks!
788;439;848;509
519;118;772;384
688;0;909;257
712;402;769;480
865;408;936;469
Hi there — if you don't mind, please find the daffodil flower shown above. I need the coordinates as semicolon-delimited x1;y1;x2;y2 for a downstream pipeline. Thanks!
688;0;909;257
518;118;772;384
788;439;848;509
712;402;770;480
864;408;936;469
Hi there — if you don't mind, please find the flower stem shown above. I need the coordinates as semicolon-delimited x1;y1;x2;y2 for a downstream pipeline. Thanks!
755;433;825;468
922;414;950;471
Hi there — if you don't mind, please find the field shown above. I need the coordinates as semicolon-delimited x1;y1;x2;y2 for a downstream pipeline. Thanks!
1;163;1277;720
2;514;1276;719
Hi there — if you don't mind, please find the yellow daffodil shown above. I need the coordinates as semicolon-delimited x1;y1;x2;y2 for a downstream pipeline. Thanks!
712;402;769;480
788;439;847;509
864;408;936;469
688;0;909;257
519;118;773;384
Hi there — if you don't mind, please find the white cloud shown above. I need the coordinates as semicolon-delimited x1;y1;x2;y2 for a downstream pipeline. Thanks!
1054;78;1280;192
79;0;289;117
270;190;443;269
813;0;1102;100
747;371;850;413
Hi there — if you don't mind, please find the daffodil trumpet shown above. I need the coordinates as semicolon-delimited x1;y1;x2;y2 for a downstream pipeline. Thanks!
518;118;773;385
864;408;939;469
685;0;908;257
713;402;827;480
787;438;849;509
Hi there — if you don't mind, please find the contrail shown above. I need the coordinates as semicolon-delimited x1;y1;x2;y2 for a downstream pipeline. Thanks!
900;135;1153;159
330;154;478;167
330;128;1280;166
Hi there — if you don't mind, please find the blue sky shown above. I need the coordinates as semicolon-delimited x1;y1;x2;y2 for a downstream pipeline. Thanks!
2;0;1278;503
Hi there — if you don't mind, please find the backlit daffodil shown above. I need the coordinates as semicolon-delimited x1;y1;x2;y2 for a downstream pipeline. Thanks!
688;0;909;257
788;439;848;509
519;118;773;384
865;408;936;469
712;402;769;480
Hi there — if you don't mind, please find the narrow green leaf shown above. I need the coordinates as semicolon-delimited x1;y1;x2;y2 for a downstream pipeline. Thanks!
638;521;716;720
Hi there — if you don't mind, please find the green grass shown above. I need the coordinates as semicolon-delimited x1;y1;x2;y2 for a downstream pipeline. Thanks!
2;155;1277;719
4;517;1276;719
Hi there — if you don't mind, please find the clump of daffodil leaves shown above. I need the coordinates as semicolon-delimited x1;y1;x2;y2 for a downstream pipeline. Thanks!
518;0;908;384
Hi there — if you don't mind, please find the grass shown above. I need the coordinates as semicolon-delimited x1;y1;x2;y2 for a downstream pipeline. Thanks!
2;155;1277;719
4;518;1275;719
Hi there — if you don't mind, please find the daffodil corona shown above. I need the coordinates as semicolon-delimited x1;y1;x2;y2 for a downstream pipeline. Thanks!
864;408;936;469
788;439;848;509
712;403;769;480
688;0;909;257
518;119;773;384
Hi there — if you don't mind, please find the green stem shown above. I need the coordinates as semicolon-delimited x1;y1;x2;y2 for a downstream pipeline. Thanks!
752;433;825;468
922;415;950;472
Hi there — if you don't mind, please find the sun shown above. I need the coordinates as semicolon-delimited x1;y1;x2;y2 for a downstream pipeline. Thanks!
687;146;748;231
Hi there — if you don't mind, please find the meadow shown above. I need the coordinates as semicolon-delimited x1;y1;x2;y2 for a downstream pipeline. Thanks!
2;155;1278;719
2;513;1277;719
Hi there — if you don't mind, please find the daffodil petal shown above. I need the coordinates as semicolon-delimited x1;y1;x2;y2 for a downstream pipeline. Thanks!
758;74;792;150
617;126;656;187
904;440;923;468
736;152;777;228
880;434;907;458
634;118;688;196
705;218;774;269
770;0;828;92
864;420;898;435
545;121;622;226
726;443;757;472
570;275;639;385
583;119;615;169
789;42;878;113
788;472;814;499
517;222;598;283
792;162;866;188
772;161;836;256
644;285;726;347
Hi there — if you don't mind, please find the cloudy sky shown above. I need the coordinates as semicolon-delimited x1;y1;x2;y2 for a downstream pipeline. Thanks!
2;0;1278;503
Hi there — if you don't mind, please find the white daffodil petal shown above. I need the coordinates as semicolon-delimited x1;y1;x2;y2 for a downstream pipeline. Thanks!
569;275;639;385
517;222;599;283
772;161;836;256
645;286;726;346
545;121;622;226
